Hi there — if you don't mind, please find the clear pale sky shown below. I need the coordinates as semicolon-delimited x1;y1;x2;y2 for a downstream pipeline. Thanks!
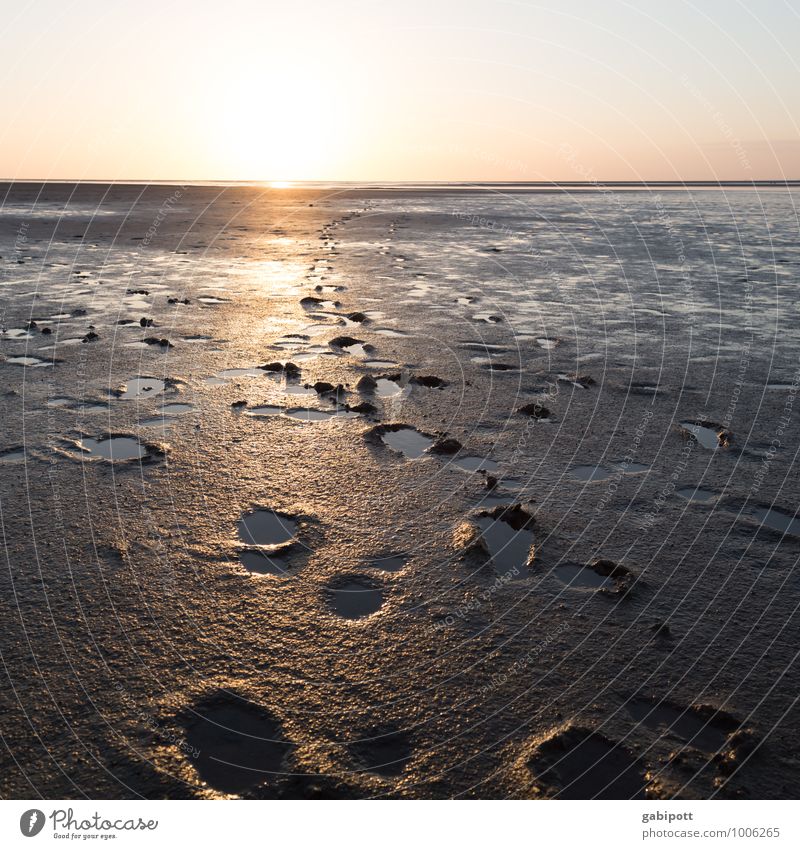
1;0;798;182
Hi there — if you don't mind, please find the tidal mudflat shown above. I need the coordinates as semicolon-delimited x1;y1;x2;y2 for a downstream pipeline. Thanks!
1;182;799;799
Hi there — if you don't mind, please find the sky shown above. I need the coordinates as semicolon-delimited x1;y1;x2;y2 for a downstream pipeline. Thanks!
1;0;798;182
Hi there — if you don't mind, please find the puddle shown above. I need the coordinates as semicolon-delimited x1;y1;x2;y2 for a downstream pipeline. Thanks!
0;447;27;463
475;511;534;580
327;577;384;619
4;355;50;367
554;564;614;590
569;465;613;482
239;549;293;577
247;405;283;417
615;462;649;473
452;456;500;473
374;328;407;338
348;727;412;776
375;425;434;459
120;377;166;399
536;338;558;350
181;691;292;794
679;420;730;450
526;726;647;799
750;506;800;536
364;360;399;369
625;697;740;753
677;487;717;503
237;509;298;551
374;378;406;398
78;436;149;461
197;296;227;304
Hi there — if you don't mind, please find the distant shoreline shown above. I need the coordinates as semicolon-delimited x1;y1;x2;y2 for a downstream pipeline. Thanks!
1;179;799;192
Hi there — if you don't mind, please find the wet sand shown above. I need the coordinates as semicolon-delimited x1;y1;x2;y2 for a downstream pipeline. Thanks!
0;182;798;798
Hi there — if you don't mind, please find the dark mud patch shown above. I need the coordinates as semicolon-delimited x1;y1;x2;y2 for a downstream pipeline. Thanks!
625;697;744;754
679;420;732;449
348;727;412;777
180;691;292;794
525;726;648;799
326;576;385;619
366;423;435;459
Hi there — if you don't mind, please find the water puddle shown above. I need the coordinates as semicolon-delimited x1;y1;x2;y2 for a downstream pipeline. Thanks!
364;359;399;369
239;549;293;577
77;436;149;461
0;447;27;463
247;405;283;417
237;508;298;551
750;506;800;536
327;577;384;619
679;420;730;449
677;486;717;503
119;377;166;399
475;510;534;580
373;425;434;459
452;456;500;473
554;563;614;590
4;355;50;367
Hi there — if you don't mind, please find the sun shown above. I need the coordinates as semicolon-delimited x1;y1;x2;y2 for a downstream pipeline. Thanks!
212;70;349;182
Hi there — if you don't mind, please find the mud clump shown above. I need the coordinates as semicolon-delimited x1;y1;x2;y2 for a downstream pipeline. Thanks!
524;726;648;799
411;375;448;389
345;311;369;323
430;437;463;455
143;337;173;348
518;402;550;419
259;361;301;379
586;559;635;596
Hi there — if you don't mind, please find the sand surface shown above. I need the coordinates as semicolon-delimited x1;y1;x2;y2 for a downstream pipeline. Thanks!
0;182;798;798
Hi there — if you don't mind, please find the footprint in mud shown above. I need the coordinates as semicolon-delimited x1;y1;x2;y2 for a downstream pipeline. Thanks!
65;434;165;464
677;486;718;503
558;373;595;389
3;355;51;367
326;576;385;619
557;559;634;596
348;726;413;777
524;726;648;799
329;335;373;358
455;504;536;581
625;697;744;754
679;420;732;449
236;508;313;577
357;374;409;400
364;554;407;572
366;424;435;459
180;691;293;794
450;455;500;474
118;376;168;399
0;446;27;463
746;505;800;537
